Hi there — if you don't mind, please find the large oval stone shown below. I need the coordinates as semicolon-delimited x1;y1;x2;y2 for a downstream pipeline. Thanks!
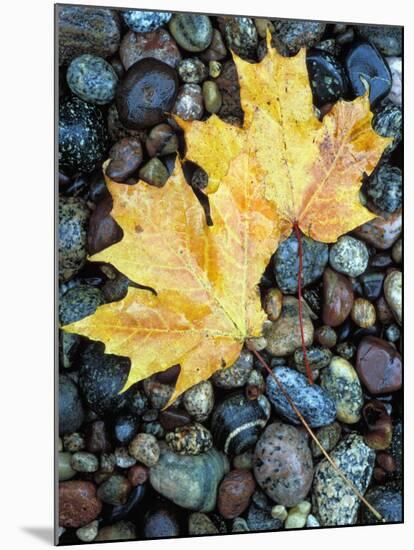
356;336;402;394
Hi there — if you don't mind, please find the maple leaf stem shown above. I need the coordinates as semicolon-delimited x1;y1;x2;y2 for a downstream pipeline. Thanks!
293;222;313;385
251;348;385;523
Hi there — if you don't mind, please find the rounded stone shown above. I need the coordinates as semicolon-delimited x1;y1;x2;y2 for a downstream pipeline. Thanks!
384;270;402;324
138;158;169;187
292;346;332;376
363;483;402;524
203;80;222;114
306;50;348;106
217;469;256;519
272;20;326;55
372;103;402;155
366;163;402;213
122;10;172;33
67;54;118;105
173;83;204;120
320;356;364;424
183;380;214;421
128;433;160;466
59;97;108;176
312;433;375;526
95;521;136;541
59;285;104;325
59;452;76;481
144;508;180;538
59;374;85;435
71;452;99;473
76;520;99;543
330;236;369;277
357;25;402;56
120;29;181;70
315;325;337;348
273;232;328;294
149;441;229;512
146;123;178;158
311;422;342;458
178;57;208;83
59;481;102;528
253;422;313;507
114;414;139;445
392;239;402;263
97;474;132;506
351;298;376;328
211;349;253;388
356;336;402;394
116;58;178;130
106;136;143;182
169;14;213;52
166;423;213;455
220;16;258;59
59;197;90;282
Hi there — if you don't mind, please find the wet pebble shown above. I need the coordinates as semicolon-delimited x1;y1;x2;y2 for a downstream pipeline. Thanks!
114;446;136;468
146;123;178;158
144;508;180;538
211;349;253;388
351;297;376;328
149;442;229;511
273;232;328;294
59;97;108;176
59;197;89;282
203;80;222;114
138;158;169;187
63;432;85;453
200;29;227;62
59;374;85;435
358;25;402;56
97;474;132;505
384;270;402;324
345;42;392;106
253;422;313;506
266;367;336;427
165;422;212;455
183;380;214;421
218;469;256;519
354;208;401;249
292;346;332;377
114;414;139;445
312;433;375;526
220;16;258;59
356;336;402;394
59;452;76;481
330;236;369;277
315;325;337;348
246;490;282;531
169;14;213;52
366;163;402;213
311;422;342;458
272;20;326;55
128;433;160;466
372;103;402;154
116;58;178;129
359;271;384;301
363;483;402;524
320;356;363;424
122;10;172;33
71;451;99;473
386;56;402;105
307;50;348;106
106;136;143;182
86;420;111;454
177;57;208;83
59;480;102;528
67;54;118;104
59;285;104;325
120;29;181;71
173;83;204;120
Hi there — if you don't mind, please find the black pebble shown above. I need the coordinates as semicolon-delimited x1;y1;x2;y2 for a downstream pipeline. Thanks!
344;42;392;106
306;49;348;106
59;374;85;435
114;414;140;444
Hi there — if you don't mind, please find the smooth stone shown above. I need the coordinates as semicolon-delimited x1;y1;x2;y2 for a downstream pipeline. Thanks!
159;407;191;431
165;423;213;455
120;29;181;71
116;58;178;130
219;16;258;59
203;80;222;114
71;451;99;473
63;433;85;453
232;517;250;532
128;465;149;486
363;483;402;524
59;374;85;435
264;296;313;356
386;56;402;105
106;136;143;182
67;54;118;105
59;97;108;175
354;209;401;250
360;271;384;301
97;474;132;505
285;501;311;529
356;336;402;394
330;236;369;277
183;380;214;421
351;298;376;328
272;20;326;55
149;442;229;512
266;367;337;428
95;521;136;541
385;323;400;343
188;512;218;535
200;29;227;62
292;346;332;375
218;469;256;519
103;483;144;523
59;197;89;282
253;422;313;507
177;57;208;83
357;25;402;56
312;433;375;526
59;452;76;481
311;422;342;458
246;491;282;531
211;349;253;388
138;158;169;187
322;268;354;327
144;508;180;538
345;42;392;106
58;6;121;64
273;232;328;294
59;285;104;325
372;102;402;154
114;446;137;469
392;238;402;263
76;520;99;543
384;270;402;324
122;10;172;33
366;164;402;213
79;342;130;415
146;124;178;157
86;420;111;454
169;14;213;52
210;393;271;455
306;50;348;106
233;450;253;470
114;414;139;445
128;433;160;466
142;377;174;410
59;481;102;528
320;356;363;424
173;83;204;120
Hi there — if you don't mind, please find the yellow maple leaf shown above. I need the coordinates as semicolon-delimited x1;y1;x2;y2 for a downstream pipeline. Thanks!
62;34;390;405
179;32;391;242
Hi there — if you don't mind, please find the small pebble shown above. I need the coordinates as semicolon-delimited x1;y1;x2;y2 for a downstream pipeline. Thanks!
59;481;102;528
271;504;288;521
67;54;118;104
366;163;402;213
76;520;99;543
315;325;337;348
183;380;214;421
285;501;311;529
351;298;376;328
169;14;213;52
211;349;253;388
97;474;132;506
217;469;256;519
59;452;76;481
356;336;402;394
114;447;136;469
106;137;143;182
173;83;204;120
177;57;208;83
330;236;369;277
128;433;160;466
63;432;85;453
165;422;213;455
384;270;402;324
139;158;169;187
122;10;172;32
203;80;222;113
120;29;181;70
95;521;136;541
392;239;402;263
311;422;342;458
209;60;222;78
71;451;99;473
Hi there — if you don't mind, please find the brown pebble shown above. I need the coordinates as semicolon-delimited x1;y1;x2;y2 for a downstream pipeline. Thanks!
86;420;111;454
128;465;149;486
376;296;395;324
322;267;354;327
264;288;283;321
315;325;337;348
59;481;102;528
376;451;396;473
356;336;402;394
106;137;143;182
362;400;393;450
139;158;169;187
120;29;181;70
159;407;192;430
351;298;376;328
87;196;123;255
146;124;178;157
217;469;256;519
353;209;401;250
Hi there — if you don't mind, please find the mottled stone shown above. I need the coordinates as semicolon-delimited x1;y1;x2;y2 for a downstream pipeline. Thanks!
372;102;402;154
285;501;311;529
311;422;342;458
59;481;102;528
59;197;89;282
273;232;328;294
122;10;172;33
272;20;326;55
166;423;212;455
330;236;369;277
143;508;180;538
63;432;85;453
146;124;178;157
177;57;208;83
120;29;181;71
292;346;332;376
366;164;402;213
246;490;282;531
264;296;314;356
183;380;214;421
351;298;376;328
149;442;229;511
357;25;402;56
212;349;253;388
307;50;348;106
253;422;313;506
106;137;143;182
59;285;104;325
59;374;85;435
95;521;136;541
218;469;256;518
169;14;213;52
188;512;218;535
363;483;402;524
67;54;118;105
200;29;227;62
128;433;160;467
86;420;111;454
76;520;99;543
356;336;402;394
173;83;204;120
320;357;363;424
219;16;258;59
312;433;375;526
97;474;131;506
384;270;402;324
71;452;99;473
266;367;336;427
354;209;401;249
